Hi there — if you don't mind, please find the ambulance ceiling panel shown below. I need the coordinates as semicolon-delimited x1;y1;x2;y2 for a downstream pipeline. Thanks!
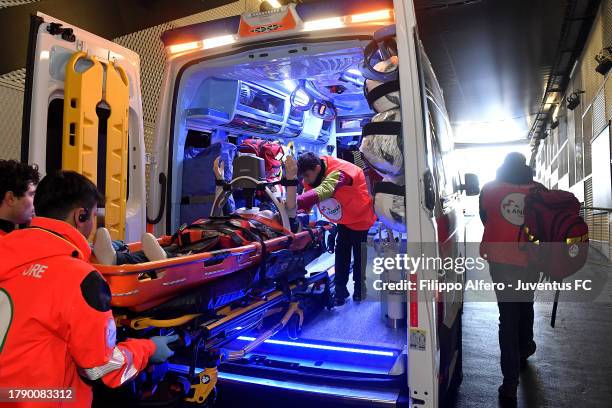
213;49;363;82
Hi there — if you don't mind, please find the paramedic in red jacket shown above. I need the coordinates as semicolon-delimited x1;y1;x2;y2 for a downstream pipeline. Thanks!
0;160;39;236
0;171;177;407
479;152;544;402
297;152;377;306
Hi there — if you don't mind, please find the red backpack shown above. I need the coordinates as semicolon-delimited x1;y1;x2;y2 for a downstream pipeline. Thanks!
238;139;285;181
519;187;589;280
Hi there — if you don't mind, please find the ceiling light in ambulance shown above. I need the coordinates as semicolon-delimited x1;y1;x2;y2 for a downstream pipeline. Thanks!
262;0;282;8
203;34;236;50
349;9;394;24
168;41;201;55
303;16;345;31
303;9;394;32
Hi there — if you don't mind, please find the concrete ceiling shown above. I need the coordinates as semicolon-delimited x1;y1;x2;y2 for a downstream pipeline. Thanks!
414;0;598;141
0;0;599;142
0;0;236;74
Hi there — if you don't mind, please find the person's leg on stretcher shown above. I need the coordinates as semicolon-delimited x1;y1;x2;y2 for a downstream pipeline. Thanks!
93;156;299;265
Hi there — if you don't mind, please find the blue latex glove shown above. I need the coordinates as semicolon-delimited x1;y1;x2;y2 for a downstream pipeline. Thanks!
150;334;179;364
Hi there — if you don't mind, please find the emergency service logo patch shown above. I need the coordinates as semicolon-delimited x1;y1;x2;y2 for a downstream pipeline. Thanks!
319;198;342;221
500;192;525;226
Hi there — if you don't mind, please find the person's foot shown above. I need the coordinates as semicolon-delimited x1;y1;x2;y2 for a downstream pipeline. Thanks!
333;296;346;307
498;383;518;403
93;228;117;265
520;341;537;369
142;233;168;262
353;286;366;302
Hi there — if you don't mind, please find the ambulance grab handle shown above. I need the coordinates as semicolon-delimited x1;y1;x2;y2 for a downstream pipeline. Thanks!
147;172;167;225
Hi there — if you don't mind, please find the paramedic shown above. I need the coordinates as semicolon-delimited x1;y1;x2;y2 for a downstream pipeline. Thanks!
297;152;377;306
0;159;39;236
0;170;177;407
479;152;544;402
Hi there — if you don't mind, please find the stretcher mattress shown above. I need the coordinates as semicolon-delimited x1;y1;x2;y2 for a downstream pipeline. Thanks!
95;223;333;312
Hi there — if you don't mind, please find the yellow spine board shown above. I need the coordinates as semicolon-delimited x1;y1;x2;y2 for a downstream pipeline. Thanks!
62;52;103;182
104;62;130;240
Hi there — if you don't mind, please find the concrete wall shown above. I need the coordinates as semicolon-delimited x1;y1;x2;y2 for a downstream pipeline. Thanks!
534;0;612;258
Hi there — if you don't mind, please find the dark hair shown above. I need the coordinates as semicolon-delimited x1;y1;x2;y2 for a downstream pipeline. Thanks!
34;171;104;220
503;152;527;168
497;152;533;185
0;160;40;202
297;152;321;176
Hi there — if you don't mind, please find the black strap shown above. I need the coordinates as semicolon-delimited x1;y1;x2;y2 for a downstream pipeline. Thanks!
362;121;402;137
280;178;299;187
551;288;560;328
365;80;400;107
374;181;405;196
215;179;227;186
181;194;216;205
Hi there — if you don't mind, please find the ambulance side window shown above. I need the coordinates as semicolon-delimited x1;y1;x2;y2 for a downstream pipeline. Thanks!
427;97;454;199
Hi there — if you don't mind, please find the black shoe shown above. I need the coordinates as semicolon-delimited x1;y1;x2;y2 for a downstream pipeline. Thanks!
353;291;367;302
353;283;366;302
333;297;346;307
498;384;518;404
520;341;537;369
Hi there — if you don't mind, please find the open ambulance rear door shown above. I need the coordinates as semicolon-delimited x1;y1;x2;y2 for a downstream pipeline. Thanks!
394;1;443;407
21;12;147;242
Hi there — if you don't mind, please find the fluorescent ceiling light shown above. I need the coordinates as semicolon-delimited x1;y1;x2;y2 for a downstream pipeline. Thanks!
203;34;236;50
303;17;345;31
264;0;282;8
168;41;201;54
350;9;393;24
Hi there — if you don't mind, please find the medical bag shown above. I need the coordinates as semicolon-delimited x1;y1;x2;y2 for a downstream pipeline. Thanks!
519;187;589;280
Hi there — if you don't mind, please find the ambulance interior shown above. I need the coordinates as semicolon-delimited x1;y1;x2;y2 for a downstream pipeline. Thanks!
19;3;469;404
163;37;408;379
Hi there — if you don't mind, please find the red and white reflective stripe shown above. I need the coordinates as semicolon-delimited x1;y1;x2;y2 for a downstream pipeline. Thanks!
79;346;138;385
79;347;124;380
119;347;138;385
409;273;418;327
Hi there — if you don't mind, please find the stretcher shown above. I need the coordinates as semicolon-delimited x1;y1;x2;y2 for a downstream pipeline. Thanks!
92;150;336;406
96;153;335;314
96;221;333;312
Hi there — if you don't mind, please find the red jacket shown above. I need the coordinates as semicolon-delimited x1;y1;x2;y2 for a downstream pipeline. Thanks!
479;180;540;266
0;217;155;408
302;156;376;231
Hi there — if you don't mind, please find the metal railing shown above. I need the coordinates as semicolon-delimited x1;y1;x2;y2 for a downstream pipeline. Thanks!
582;206;612;260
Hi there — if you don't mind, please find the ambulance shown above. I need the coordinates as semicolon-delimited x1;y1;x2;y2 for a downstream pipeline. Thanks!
21;0;479;406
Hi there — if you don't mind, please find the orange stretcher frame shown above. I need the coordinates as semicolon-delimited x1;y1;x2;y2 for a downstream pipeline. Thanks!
95;225;331;312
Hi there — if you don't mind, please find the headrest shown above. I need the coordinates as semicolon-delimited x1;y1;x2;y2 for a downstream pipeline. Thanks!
232;154;266;188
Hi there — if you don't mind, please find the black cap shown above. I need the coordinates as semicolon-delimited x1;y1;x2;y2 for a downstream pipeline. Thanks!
503;152;527;168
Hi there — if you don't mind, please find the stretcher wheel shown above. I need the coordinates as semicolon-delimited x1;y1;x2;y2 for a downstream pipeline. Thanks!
286;314;302;340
